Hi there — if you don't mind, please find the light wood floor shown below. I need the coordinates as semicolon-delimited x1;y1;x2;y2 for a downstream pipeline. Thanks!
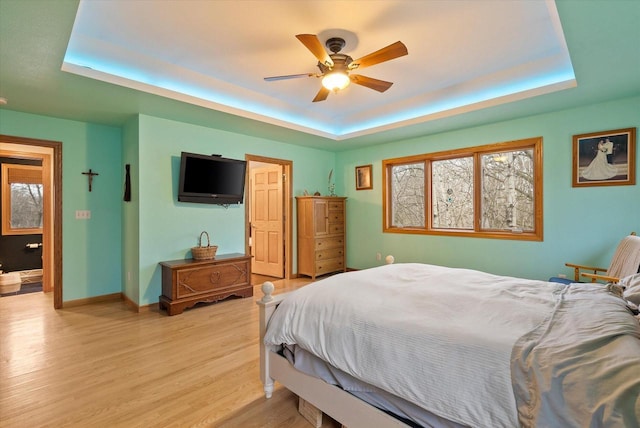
0;277;341;427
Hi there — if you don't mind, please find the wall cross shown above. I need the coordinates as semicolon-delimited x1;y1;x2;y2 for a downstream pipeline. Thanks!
82;169;99;192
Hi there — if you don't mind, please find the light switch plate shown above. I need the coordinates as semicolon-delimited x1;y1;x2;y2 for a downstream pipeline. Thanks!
75;210;91;219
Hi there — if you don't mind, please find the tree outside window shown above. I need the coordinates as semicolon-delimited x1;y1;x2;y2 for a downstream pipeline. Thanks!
383;137;543;241
2;163;43;235
432;157;474;230
390;162;425;228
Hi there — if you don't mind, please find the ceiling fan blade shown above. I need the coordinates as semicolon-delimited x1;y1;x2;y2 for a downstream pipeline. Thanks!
312;87;330;102
296;34;334;67
350;75;394;92
349;41;408;70
264;73;315;81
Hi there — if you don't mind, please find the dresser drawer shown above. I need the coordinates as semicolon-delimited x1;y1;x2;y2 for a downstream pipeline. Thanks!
315;247;344;261
315;237;344;251
328;223;344;234
328;201;344;211
328;211;344;223
176;262;248;298
315;258;344;275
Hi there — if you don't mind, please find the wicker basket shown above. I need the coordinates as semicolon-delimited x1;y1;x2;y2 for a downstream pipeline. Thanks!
191;231;218;260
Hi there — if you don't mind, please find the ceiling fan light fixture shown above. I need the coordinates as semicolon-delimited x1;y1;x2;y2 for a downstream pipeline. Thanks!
322;71;350;92
265;34;407;102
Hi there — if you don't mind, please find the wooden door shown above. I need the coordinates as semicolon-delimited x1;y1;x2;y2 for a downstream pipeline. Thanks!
312;199;329;235
250;165;284;277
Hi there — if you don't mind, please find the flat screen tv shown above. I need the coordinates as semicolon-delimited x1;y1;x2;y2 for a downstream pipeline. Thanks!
178;152;247;205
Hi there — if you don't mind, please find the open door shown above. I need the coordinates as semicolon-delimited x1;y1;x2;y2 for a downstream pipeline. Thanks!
250;164;284;278
0;135;62;308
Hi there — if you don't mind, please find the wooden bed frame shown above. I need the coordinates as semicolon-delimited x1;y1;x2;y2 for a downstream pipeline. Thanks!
257;281;409;428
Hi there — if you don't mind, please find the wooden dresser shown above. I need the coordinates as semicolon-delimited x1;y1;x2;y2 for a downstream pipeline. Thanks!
296;196;347;279
159;253;251;315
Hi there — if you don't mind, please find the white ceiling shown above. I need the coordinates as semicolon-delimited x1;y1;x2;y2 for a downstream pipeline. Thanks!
62;0;575;141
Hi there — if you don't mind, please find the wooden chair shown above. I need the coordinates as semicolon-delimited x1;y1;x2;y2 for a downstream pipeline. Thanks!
560;232;640;284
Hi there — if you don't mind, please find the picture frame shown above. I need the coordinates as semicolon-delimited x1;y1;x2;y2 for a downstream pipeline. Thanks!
572;127;636;187
355;164;373;190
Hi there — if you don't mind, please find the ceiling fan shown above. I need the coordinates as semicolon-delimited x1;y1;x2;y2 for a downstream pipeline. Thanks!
264;34;408;102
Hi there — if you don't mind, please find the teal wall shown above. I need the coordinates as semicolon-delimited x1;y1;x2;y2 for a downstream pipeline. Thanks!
1;95;638;305
135;115;335;305
337;95;640;280
0;109;123;301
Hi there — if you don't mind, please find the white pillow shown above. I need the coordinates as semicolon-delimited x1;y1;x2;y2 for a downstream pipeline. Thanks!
621;273;640;305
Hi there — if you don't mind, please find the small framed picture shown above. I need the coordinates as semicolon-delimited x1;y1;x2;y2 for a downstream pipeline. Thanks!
355;164;373;190
572;127;636;187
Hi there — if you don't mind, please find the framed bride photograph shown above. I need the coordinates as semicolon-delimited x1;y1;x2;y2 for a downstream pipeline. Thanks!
572;127;636;187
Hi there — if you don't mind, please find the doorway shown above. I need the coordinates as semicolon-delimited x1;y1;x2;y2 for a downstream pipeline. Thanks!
0;135;62;308
245;155;292;281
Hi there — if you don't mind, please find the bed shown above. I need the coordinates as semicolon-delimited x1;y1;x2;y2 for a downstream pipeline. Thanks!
257;263;640;427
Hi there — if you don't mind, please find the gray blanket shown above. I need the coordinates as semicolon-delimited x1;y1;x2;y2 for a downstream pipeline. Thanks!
512;283;640;427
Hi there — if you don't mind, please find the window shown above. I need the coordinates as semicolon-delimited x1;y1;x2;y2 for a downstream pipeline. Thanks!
1;163;44;235
383;137;543;240
390;162;425;227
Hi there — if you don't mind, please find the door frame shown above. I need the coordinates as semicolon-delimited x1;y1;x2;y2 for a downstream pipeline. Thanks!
245;154;292;280
0;135;63;308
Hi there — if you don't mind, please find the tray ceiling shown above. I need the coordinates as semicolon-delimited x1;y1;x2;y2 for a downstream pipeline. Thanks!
62;0;575;140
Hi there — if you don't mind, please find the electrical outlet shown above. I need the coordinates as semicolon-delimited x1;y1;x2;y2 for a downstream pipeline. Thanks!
376;252;382;261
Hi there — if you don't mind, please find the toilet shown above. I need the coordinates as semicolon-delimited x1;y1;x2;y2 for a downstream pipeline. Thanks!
0;272;21;294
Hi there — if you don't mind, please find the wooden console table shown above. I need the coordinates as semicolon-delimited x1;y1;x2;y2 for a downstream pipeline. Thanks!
159;253;252;315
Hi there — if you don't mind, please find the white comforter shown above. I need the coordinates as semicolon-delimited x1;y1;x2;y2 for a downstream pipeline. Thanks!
263;263;640;427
